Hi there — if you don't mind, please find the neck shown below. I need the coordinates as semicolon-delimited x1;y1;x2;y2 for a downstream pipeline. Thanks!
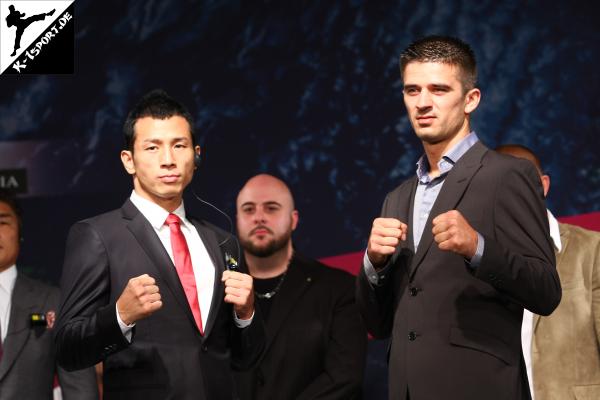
423;125;470;176
133;187;182;213
245;242;293;279
0;263;16;274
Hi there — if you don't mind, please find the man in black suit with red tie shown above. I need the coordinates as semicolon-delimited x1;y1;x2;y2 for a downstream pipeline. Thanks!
54;90;265;400
356;36;561;400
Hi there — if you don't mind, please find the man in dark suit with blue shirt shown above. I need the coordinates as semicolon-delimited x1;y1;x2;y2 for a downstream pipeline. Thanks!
356;36;561;400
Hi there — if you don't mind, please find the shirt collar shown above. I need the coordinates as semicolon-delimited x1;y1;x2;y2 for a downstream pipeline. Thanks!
547;209;562;252
415;132;479;183
129;190;188;229
0;265;17;296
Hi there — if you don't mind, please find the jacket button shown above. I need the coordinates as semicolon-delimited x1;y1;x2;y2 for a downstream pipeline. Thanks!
408;331;417;341
409;287;419;296
201;345;208;352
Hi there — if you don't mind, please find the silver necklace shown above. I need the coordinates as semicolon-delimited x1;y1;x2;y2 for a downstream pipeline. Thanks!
255;271;287;299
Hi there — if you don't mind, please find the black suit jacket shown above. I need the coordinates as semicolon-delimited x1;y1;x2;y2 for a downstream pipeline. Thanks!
236;253;366;400
0;273;97;400
55;200;265;400
356;142;561;400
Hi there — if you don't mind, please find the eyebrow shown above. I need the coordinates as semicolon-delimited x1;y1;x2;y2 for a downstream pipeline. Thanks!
431;83;452;90
240;201;282;208
141;137;190;144
0;213;14;219
404;83;452;90
263;201;282;207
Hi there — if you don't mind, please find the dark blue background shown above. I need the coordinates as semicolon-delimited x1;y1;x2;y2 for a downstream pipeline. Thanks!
1;1;599;397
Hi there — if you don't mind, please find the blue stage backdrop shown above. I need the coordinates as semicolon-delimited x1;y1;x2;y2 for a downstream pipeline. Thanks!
1;1;599;398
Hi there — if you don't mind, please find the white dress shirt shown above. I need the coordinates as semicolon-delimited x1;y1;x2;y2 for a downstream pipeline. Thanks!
522;210;562;400
117;190;216;338
0;264;17;343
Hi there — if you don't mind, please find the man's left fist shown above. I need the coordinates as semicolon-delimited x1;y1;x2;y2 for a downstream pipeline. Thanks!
222;270;254;320
432;210;478;259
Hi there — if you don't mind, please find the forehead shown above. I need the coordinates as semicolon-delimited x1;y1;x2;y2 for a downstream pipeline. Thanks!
237;179;292;207
133;116;192;143
0;201;17;218
403;61;462;85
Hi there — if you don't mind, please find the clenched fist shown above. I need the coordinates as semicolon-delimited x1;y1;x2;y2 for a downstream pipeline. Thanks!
367;217;408;269
116;274;162;325
222;270;254;320
432;210;478;259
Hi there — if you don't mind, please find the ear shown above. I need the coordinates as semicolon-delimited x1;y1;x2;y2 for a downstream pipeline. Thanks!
464;88;481;115
120;150;136;175
541;174;550;198
194;145;202;169
291;210;299;231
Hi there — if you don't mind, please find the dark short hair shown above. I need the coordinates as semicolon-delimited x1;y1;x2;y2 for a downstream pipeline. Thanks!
400;35;477;91
0;188;22;234
123;89;196;151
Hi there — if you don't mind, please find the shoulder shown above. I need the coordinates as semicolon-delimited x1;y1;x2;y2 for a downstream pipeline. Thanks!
71;208;123;232
16;272;59;299
476;148;543;197
482;148;538;175
560;222;600;246
188;215;232;242
386;177;416;199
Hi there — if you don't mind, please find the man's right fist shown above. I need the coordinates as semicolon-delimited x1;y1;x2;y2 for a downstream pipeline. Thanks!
367;218;408;269
117;274;162;325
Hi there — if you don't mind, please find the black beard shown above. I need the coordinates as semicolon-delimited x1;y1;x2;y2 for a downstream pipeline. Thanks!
241;230;292;258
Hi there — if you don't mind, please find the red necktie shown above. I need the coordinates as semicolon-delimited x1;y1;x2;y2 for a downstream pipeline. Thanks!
165;214;203;335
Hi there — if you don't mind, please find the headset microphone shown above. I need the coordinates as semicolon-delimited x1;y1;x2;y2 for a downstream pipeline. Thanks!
190;189;241;272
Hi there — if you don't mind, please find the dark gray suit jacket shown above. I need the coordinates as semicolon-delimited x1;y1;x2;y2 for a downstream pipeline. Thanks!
356;142;561;400
54;200;265;400
0;273;97;400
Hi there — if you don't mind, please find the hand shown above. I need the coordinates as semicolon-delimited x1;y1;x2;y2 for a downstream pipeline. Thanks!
222;270;254;320
116;274;162;325
432;210;478;258
367;217;408;269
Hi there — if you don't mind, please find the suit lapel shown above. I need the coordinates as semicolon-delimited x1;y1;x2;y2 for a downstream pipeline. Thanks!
386;178;417;268
0;275;36;380
409;142;486;279
122;200;199;332
263;256;311;352
190;219;226;339
403;178;418;266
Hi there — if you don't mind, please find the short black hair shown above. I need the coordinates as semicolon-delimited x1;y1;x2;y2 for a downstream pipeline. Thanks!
0;188;22;234
400;35;477;91
123;89;196;151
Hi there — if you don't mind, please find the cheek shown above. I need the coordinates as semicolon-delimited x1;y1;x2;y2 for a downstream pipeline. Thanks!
237;218;252;233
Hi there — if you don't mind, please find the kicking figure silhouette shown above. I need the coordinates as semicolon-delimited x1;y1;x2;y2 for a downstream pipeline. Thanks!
6;5;55;57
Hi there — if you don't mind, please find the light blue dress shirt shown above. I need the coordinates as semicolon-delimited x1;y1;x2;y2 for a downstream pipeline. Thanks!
365;132;485;285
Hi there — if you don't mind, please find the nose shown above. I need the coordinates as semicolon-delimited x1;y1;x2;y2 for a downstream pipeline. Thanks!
253;208;267;224
160;147;175;167
416;89;432;109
